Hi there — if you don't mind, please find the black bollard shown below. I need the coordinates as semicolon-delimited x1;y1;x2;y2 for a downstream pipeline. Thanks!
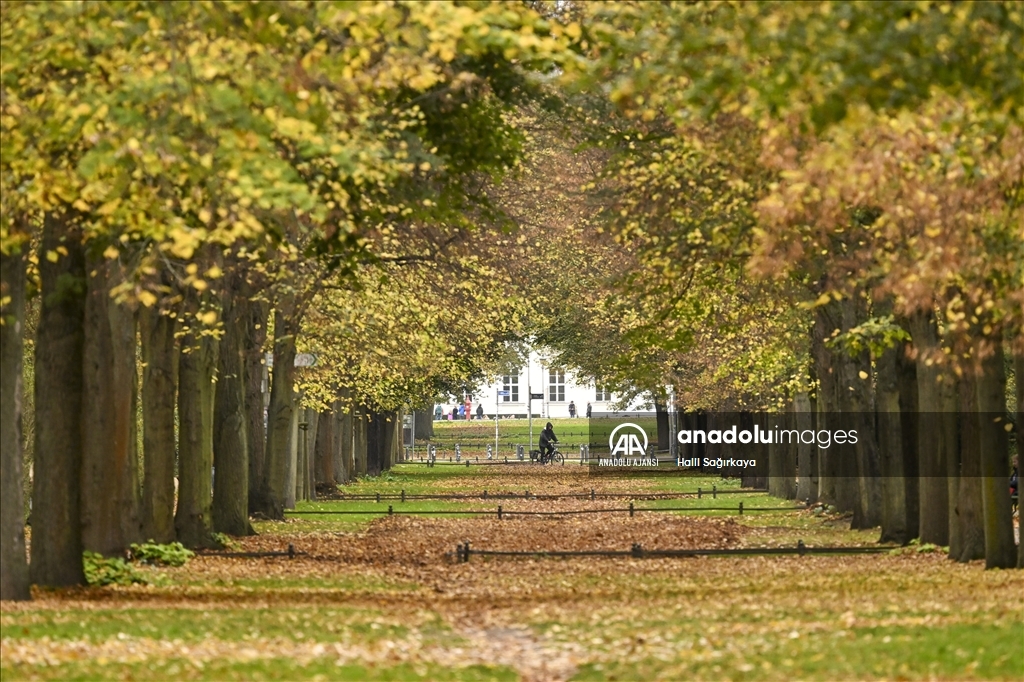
739;501;744;515
629;502;634;517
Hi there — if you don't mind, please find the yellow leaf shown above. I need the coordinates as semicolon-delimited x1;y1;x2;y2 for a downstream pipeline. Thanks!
103;245;119;260
46;250;59;263
138;291;158;307
97;199;121;216
204;265;223;279
192;279;208;291
198;310;218;325
858;371;868;380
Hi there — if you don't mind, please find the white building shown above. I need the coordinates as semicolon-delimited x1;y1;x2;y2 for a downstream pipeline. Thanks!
437;349;647;419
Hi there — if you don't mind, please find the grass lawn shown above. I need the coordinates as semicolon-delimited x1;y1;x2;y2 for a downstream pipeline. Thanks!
3;463;1021;681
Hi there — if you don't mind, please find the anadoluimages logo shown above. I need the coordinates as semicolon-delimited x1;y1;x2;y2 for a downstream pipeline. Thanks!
608;423;649;456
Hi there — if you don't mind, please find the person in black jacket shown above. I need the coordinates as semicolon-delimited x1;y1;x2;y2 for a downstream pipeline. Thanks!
539;422;558;462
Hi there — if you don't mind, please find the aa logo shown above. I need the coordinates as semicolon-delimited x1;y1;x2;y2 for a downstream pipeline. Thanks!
609;423;649;456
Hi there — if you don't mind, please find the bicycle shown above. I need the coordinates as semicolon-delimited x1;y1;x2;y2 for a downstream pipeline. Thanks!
530;444;564;465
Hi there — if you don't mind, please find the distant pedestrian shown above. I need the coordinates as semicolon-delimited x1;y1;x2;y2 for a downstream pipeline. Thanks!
451;406;458;421
458;403;466;419
586;402;592;418
464;396;472;420
568;401;577;418
476;404;484;420
434;404;443;421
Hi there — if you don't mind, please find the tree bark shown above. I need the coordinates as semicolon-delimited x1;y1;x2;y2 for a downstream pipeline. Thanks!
30;213;86;587
353;405;367;477
140;304;177;543
259;308;296;519
213;283;251;536
1015;344;1024;569
174;296;219;548
314;408;335;486
414;409;433;440
910;310;950;545
954;369;985;562
812;303;841;505
80;255;141;555
338;402;353;482
897;336;920;540
794;392;817;503
1;245;31;600
655;401;670;453
365;409;385;477
243;298;268;518
939;367;961;559
876;331;909;545
975;341;1016;569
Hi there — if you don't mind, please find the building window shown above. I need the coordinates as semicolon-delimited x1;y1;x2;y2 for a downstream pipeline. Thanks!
501;373;519;402
548;368;565;402
595;384;611;402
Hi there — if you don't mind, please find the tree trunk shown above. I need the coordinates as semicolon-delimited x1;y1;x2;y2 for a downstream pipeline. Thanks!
769;407;798;500
414;409;433;440
1015;344;1024;569
0;245;31;600
975;341;1016;569
897;336;920;539
285;397;299;509
243;298;268;518
259;308;296;519
939;368;961;559
353;406;367;477
910;311;950;545
304;409;318;500
365;409;385;476
794;391;817;503
140;304;177;543
30;213;86;587
81;256;141;555
338;402;353;482
876;331;909;545
213;284;251;536
315;409;335;485
955;369;985;562
812;303;841;505
655;401;669;452
174;299;219;548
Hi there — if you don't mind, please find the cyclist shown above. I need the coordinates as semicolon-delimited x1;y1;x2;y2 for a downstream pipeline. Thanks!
539;422;558;464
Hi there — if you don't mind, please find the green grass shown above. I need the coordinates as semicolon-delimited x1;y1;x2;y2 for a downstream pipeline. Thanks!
2;660;518;682
5;464;1021;682
568;622;1022;681
1;606;422;644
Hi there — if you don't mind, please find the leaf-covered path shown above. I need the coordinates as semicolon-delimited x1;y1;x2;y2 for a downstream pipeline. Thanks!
3;464;1022;681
